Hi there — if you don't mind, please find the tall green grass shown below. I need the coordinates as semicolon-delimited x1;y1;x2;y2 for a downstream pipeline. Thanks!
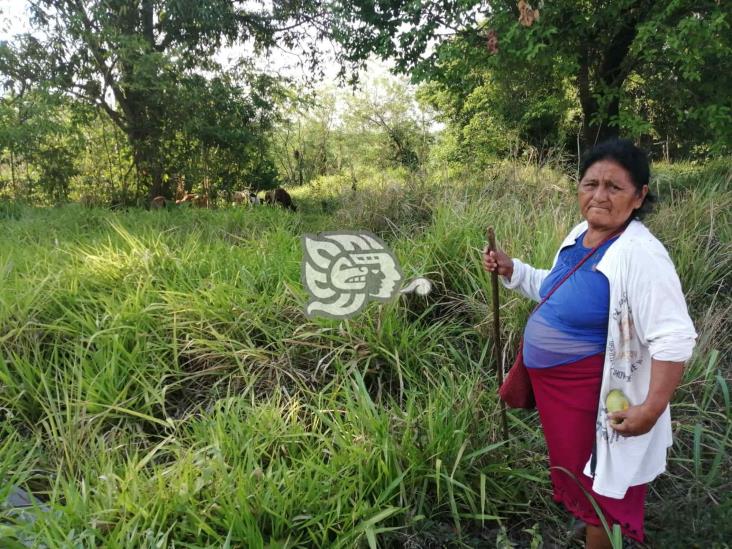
0;160;729;547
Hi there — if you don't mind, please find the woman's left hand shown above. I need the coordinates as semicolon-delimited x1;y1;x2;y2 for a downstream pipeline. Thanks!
608;404;660;436
609;359;684;437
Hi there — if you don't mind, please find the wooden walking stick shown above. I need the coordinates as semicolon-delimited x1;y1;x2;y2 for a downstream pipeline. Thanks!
487;227;509;443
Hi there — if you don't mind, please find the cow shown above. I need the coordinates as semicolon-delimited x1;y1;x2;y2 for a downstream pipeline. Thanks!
233;190;260;206
150;196;169;209
192;195;209;208
264;188;296;212
233;191;247;205
173;193;208;208
176;193;196;206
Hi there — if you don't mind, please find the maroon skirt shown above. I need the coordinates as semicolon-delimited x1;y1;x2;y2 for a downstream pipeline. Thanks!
527;353;647;543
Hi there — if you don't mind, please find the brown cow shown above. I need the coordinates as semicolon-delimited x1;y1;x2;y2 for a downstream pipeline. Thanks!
233;191;247;205
150;196;169;209
192;195;209;208
264;188;296;212
175;193;208;208
176;193;196;205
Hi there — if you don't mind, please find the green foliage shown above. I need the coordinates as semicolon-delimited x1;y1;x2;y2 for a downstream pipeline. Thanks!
168;71;284;194
272;73;435;189
0;89;85;202
341;75;431;172
332;0;732;158
1;0;337;199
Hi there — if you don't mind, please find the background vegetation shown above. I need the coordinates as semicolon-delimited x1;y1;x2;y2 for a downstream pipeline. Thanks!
1;1;730;547
2;1;730;204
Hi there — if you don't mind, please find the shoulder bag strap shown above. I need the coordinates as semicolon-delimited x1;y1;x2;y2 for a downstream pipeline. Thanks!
531;226;625;315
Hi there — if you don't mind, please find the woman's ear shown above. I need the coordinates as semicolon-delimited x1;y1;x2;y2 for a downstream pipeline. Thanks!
636;184;649;207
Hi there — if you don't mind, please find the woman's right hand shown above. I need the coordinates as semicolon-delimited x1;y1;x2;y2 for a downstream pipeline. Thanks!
482;245;514;281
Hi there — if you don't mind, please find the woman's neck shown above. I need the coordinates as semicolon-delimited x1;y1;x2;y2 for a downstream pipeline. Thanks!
583;225;624;248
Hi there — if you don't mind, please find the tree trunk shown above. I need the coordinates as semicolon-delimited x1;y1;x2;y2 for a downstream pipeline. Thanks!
9;149;17;197
128;130;167;200
103;0;170;201
578;46;620;149
145;156;166;200
101;115;115;197
25;161;32;200
577;5;648;151
298;153;304;186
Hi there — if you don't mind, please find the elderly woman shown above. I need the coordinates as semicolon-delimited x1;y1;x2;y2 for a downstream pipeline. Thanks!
483;139;696;547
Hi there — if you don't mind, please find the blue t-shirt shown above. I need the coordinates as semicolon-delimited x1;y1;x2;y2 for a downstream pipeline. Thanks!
523;231;617;369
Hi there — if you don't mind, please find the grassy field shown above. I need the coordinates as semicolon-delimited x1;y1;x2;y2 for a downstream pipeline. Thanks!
0;160;730;548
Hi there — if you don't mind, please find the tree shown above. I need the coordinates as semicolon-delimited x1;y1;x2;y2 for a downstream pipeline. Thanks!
341;74;432;172
271;73;434;188
272;88;338;187
331;1;732;154
4;0;338;198
167;70;284;196
0;36;85;202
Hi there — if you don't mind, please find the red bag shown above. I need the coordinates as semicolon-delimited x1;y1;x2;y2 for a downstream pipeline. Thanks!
498;340;535;409
497;225;627;410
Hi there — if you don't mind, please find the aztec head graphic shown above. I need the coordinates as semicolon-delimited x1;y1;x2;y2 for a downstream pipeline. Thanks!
301;231;430;319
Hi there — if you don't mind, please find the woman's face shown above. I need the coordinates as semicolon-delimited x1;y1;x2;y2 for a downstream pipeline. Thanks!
578;159;648;233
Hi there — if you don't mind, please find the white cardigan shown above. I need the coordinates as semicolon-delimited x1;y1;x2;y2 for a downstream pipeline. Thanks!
502;219;697;498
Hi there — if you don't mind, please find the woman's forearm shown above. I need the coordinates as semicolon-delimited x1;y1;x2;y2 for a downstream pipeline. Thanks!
641;358;685;420
499;258;550;302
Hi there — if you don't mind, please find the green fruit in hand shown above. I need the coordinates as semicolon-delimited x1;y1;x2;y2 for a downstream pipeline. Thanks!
606;389;630;424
